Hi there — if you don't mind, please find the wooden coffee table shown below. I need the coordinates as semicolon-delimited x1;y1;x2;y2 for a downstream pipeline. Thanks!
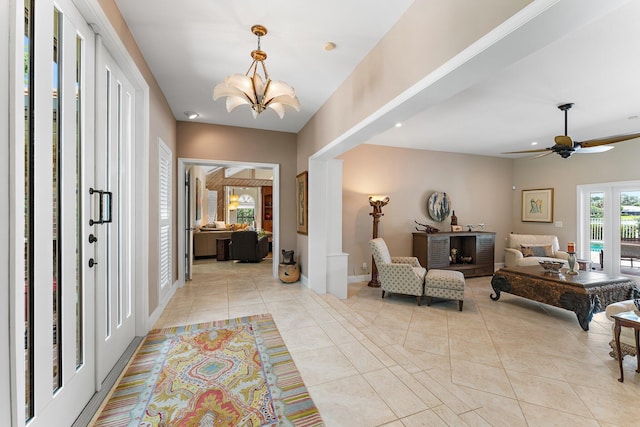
612;310;640;382
491;266;640;330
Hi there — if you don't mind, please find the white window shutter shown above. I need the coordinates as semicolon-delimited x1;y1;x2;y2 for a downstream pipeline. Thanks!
159;140;172;291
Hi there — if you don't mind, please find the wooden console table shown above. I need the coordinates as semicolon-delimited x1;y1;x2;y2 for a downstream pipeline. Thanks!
491;266;640;330
413;231;495;277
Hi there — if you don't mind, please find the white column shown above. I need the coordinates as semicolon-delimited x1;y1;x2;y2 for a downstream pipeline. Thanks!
308;159;347;298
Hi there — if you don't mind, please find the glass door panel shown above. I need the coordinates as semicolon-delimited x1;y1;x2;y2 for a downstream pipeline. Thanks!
589;191;605;271
619;190;640;276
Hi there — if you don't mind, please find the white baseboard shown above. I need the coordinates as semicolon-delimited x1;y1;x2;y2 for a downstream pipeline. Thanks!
147;280;177;330
348;274;370;283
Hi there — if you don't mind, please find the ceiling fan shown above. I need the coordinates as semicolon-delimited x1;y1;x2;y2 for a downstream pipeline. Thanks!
503;103;640;159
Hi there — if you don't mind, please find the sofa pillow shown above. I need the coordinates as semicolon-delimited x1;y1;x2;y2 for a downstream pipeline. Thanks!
214;221;226;229
521;244;553;257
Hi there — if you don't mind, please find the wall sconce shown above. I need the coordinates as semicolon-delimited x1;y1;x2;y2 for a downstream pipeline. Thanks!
368;195;390;287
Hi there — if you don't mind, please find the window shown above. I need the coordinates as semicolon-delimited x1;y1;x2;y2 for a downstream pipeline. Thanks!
236;194;255;225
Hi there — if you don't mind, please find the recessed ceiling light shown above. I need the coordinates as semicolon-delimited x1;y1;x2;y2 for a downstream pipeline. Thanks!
184;111;199;120
395;122;402;128
531;141;538;146
323;42;336;51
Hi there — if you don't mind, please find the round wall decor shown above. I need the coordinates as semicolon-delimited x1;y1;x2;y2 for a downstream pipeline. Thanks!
427;191;451;222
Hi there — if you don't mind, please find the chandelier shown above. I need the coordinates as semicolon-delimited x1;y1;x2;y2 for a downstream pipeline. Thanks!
228;194;240;210
213;25;300;119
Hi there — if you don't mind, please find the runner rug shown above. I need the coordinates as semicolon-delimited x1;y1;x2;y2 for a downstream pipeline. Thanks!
94;314;323;426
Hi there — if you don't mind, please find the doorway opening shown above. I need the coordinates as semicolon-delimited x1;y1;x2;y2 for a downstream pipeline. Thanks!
178;159;280;284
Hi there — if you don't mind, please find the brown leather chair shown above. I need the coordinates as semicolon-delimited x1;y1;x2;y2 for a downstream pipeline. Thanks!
229;231;269;262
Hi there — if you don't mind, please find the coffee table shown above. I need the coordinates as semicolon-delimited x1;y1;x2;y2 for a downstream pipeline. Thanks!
491;266;640;330
612;310;640;382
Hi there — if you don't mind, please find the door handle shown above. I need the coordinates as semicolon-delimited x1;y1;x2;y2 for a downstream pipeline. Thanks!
89;188;113;225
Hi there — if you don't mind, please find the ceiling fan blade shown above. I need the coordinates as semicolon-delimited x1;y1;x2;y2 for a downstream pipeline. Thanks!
579;132;640;148
502;148;550;154
576;145;614;154
531;151;554;159
554;135;573;147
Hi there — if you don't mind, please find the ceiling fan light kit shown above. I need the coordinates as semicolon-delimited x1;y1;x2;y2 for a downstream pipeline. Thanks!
504;102;640;159
213;25;301;119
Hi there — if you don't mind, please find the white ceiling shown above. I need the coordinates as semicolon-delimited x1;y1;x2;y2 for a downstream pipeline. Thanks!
113;0;414;133
114;0;640;158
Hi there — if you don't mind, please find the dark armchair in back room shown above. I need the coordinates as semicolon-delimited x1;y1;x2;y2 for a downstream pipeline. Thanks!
229;230;269;262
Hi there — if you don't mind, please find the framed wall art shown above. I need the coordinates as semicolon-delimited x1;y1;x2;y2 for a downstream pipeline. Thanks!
296;171;308;234
521;188;553;222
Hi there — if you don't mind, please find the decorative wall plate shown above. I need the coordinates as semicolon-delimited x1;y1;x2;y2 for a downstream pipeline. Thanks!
427;191;451;222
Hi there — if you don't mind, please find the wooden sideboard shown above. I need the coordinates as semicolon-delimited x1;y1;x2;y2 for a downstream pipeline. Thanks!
412;231;495;277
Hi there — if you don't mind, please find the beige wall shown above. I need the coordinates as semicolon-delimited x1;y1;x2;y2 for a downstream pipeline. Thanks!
176;122;298;257
296;0;531;270
98;0;177;313
340;140;640;276
511;137;640;249
340;144;514;274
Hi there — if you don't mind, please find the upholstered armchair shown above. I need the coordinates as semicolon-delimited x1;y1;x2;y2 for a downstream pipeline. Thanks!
229;231;269;262
369;238;426;305
504;233;570;268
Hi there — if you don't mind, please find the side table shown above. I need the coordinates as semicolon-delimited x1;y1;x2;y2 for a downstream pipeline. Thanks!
612;310;640;382
216;238;231;261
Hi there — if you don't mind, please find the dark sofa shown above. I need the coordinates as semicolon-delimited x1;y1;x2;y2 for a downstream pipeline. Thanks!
229;231;269;262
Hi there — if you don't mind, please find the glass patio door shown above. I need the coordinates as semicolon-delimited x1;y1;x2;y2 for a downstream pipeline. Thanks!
579;181;640;277
23;0;97;425
618;187;640;276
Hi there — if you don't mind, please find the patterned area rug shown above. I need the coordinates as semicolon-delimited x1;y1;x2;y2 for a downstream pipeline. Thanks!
94;314;323;426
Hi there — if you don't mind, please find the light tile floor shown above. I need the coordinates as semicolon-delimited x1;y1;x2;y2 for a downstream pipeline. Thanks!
153;259;640;426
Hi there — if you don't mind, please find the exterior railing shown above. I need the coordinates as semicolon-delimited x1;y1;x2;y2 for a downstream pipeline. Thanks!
590;218;639;241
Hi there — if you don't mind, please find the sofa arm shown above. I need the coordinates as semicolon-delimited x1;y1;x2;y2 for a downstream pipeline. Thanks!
605;300;636;320
554;250;570;260
391;256;421;267
504;248;523;268
257;236;269;258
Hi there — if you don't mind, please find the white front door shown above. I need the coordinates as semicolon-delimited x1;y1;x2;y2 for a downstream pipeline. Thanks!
23;0;97;425
94;41;137;384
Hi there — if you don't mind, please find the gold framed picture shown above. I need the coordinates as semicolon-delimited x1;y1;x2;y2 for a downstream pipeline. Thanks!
522;188;554;222
296;171;308;234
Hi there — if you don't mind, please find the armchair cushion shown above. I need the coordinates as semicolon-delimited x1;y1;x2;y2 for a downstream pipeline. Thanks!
520;244;553;257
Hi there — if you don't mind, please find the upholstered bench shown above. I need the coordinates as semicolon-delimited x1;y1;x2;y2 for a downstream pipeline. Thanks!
424;269;466;311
